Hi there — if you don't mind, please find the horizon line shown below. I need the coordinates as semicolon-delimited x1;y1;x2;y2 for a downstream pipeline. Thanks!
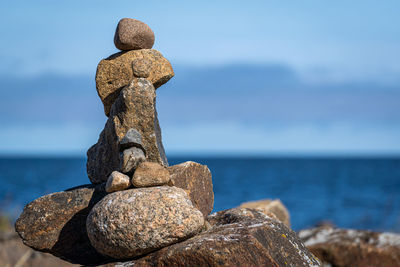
1;151;399;159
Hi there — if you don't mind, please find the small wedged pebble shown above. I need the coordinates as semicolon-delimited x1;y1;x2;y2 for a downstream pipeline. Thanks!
119;128;143;150
105;171;131;193
119;147;146;173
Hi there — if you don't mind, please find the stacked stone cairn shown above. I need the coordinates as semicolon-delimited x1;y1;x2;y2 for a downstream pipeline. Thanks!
15;18;322;267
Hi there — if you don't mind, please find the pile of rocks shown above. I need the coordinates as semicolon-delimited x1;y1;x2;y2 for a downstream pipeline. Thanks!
299;225;400;267
14;18;322;266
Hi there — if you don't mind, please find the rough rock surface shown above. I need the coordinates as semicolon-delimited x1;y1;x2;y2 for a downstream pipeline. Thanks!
96;49;174;116
87;78;168;184
86;186;204;259
168;161;214;217
132;58;152;78
114;18;155;51
132;161;170;187
299;226;400;267
120;147;146;173
15;184;111;265
102;208;321;267
105;171;131;193
240;199;290;227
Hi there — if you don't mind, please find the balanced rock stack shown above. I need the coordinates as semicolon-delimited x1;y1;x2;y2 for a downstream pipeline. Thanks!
14;18;321;267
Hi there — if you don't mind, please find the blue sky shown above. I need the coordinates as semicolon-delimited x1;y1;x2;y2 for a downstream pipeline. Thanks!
2;1;400;80
1;1;399;155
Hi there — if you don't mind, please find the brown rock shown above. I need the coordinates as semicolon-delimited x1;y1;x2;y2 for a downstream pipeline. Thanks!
15;184;112;265
168;161;214;217
299;226;400;267
87;78;168;184
95;49;174;116
239;199;290;227
119;147;146;173
132;161;170;187
105;171;131;193
102;208;321;267
86;186;204;259
114;18;155;51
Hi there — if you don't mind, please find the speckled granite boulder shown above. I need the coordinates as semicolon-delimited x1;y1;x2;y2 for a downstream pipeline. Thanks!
101;208;321;267
299;226;400;267
114;18;155;51
239;198;290;227
168;161;214;217
15;184;111;265
87;78;168;184
86;186;204;259
96;49;174;116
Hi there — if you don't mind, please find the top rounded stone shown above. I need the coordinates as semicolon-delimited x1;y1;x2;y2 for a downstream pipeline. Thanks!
114;18;155;51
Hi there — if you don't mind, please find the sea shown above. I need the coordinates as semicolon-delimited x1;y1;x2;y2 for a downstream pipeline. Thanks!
1;156;399;232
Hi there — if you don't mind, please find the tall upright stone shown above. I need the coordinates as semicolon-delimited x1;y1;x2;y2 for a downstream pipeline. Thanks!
87;78;168;184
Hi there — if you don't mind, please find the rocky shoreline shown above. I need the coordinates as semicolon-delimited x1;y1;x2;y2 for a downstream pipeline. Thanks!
9;18;400;267
4;209;400;267
299;225;400;266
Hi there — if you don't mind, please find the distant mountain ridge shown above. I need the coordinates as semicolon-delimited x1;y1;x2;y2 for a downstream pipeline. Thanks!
1;64;399;126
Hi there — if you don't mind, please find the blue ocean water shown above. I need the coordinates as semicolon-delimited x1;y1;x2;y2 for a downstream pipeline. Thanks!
0;156;399;232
